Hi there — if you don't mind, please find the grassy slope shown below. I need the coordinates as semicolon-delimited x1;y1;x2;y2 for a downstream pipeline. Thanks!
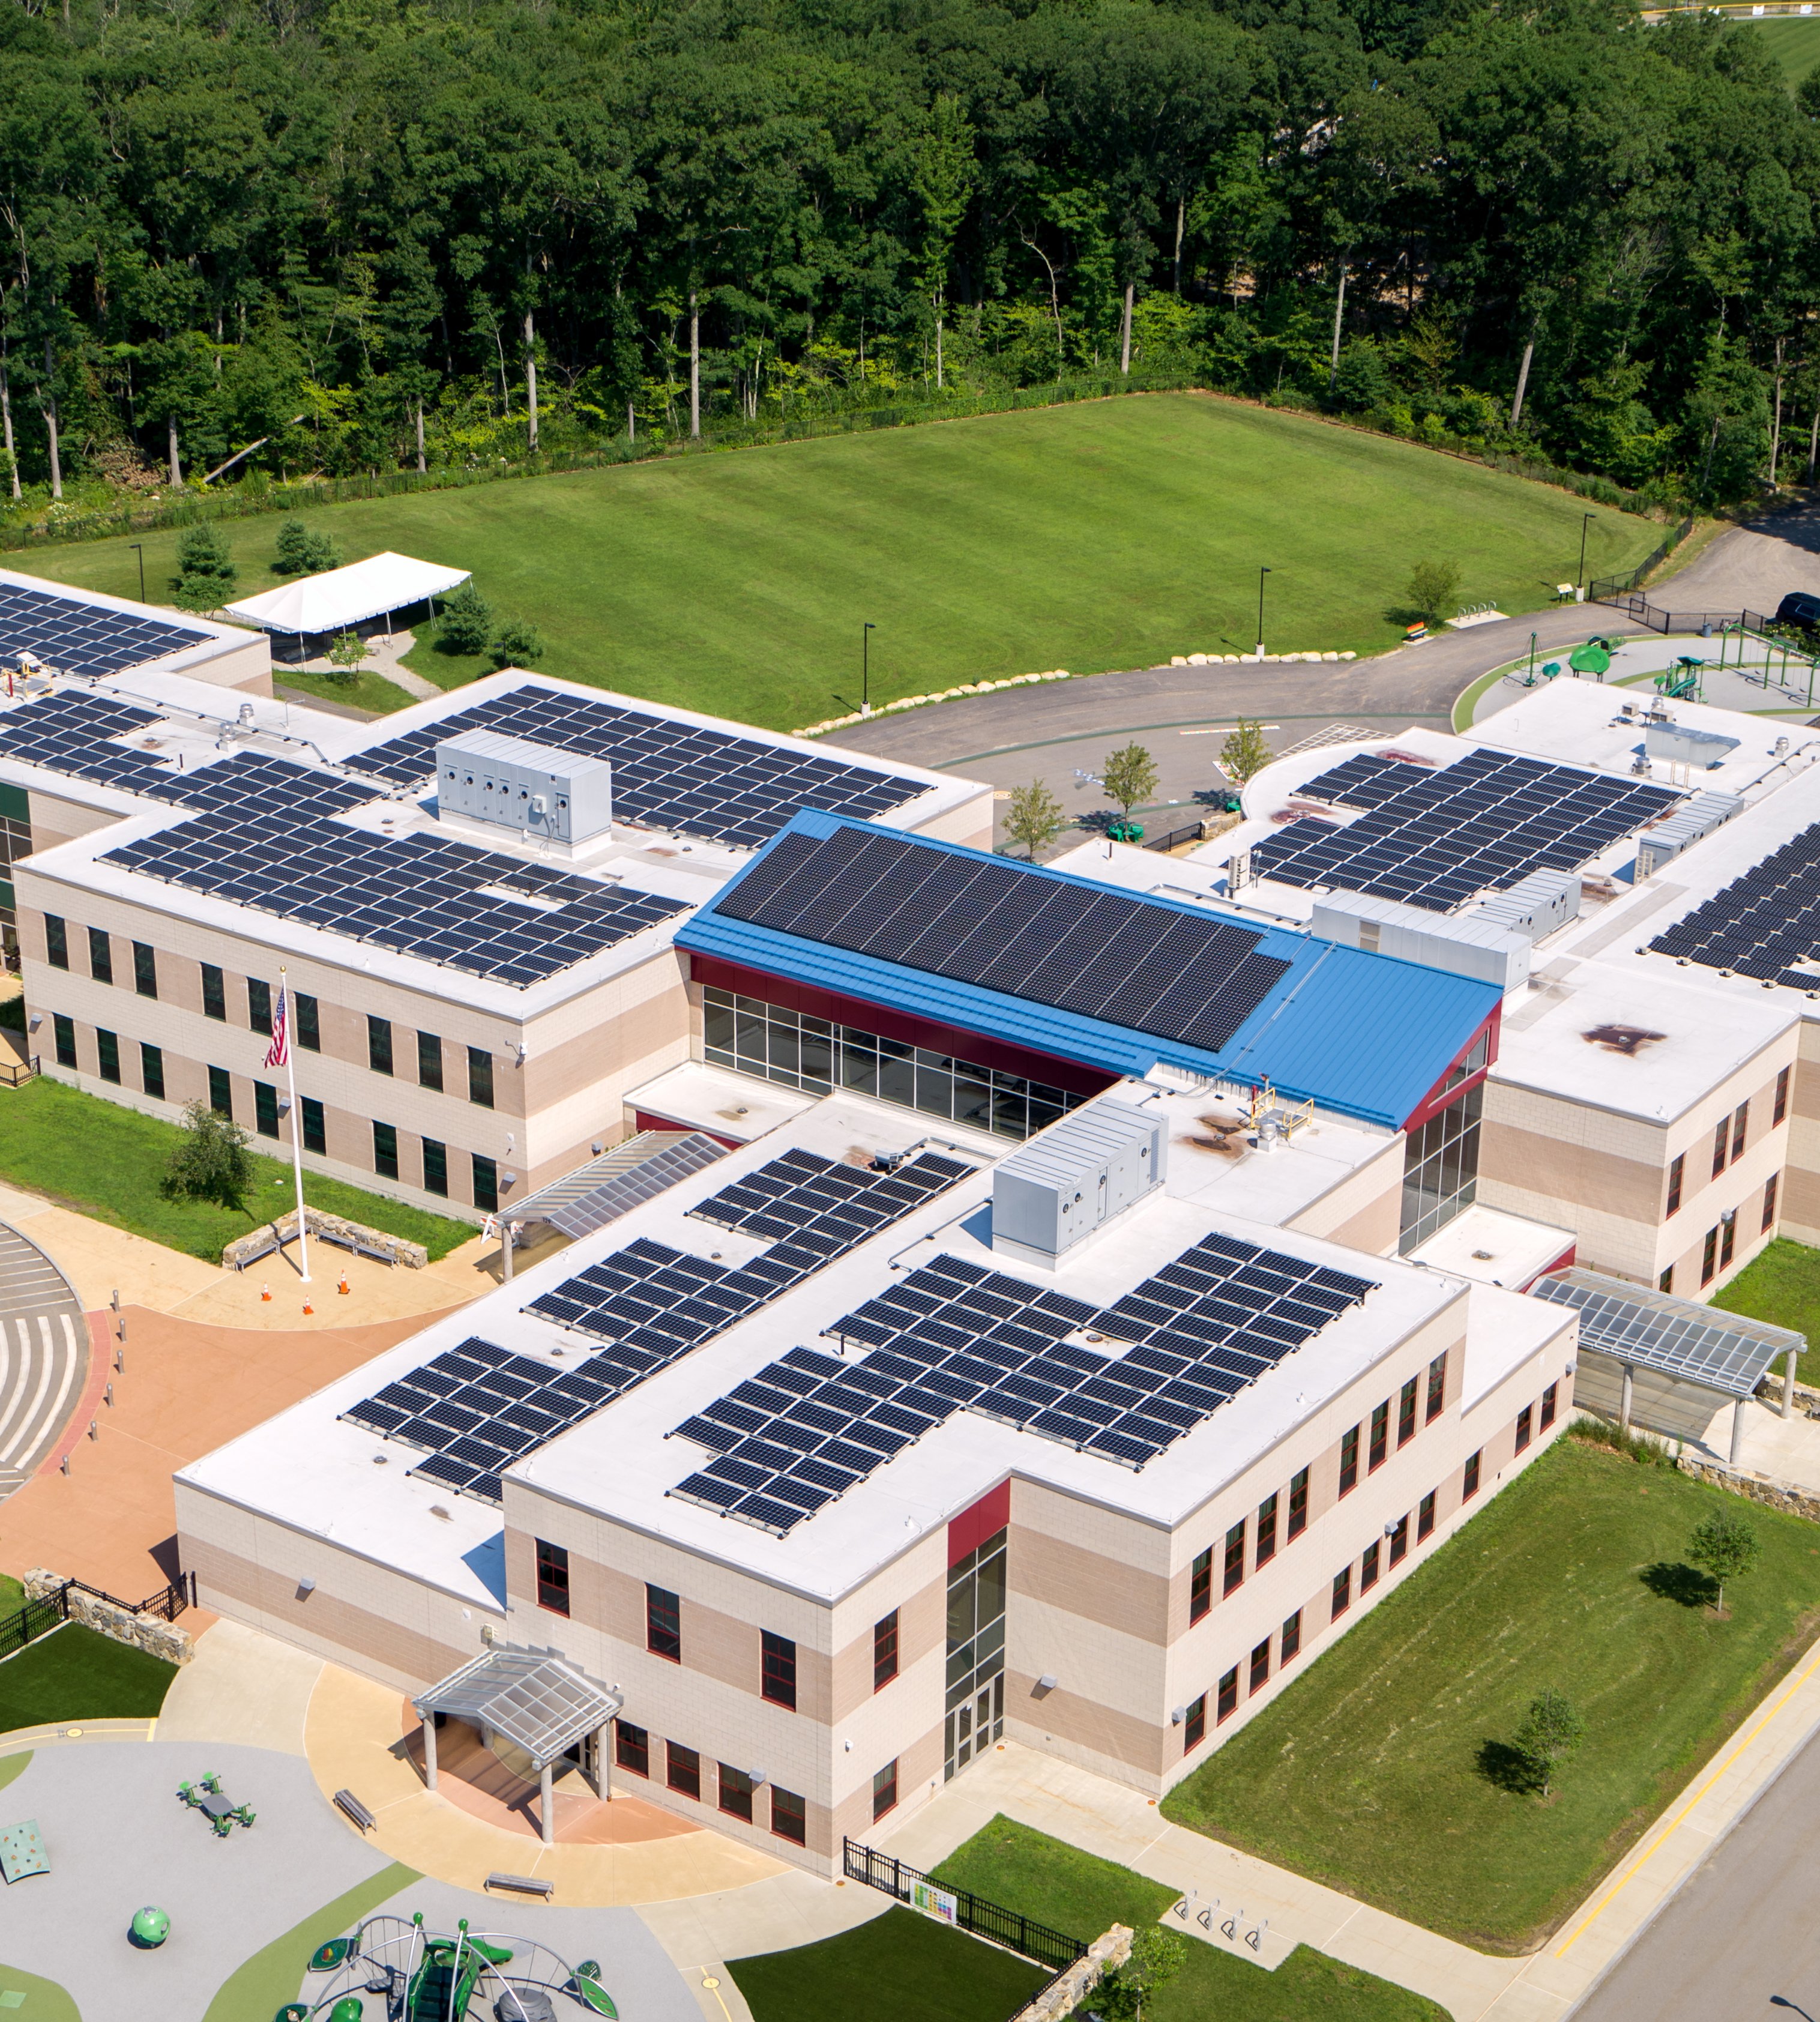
933;1817;1446;2022
1161;1437;1820;1951
728;1907;1046;2022
0;1077;472;1261
273;666;421;714
1712;1236;1820;1378
1739;15;1820;85
20;397;1659;732
0;1623;176;1731
202;1862;418;2022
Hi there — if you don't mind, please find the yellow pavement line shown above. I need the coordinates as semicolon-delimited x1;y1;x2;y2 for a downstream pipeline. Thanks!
1554;1633;1820;1957
693;1967;735;2022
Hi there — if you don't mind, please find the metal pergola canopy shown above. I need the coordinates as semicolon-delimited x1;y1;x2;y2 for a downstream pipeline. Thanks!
1533;1267;1803;1399
412;1647;620;1772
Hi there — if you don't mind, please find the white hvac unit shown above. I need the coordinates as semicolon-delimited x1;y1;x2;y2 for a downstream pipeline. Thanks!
1310;890;1533;992
992;1097;1166;1267
1470;868;1581;941
1635;791;1744;878
1644;720;1740;770
435;729;613;847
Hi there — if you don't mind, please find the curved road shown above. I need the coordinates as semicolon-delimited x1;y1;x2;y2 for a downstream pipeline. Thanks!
0;1219;89;1500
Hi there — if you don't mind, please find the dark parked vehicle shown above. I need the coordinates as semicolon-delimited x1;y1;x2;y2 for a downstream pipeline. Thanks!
1776;591;1820;632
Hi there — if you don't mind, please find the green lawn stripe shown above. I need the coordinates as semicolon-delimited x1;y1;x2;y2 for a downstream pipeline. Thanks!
0;1626;175;1734
202;1862;419;2022
728;1907;1046;2022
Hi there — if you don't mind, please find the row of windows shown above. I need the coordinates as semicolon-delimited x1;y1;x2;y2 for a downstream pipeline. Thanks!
44;915;496;1105
1662;1178;1780;1294
612;1721;809;1845
1667;1070;1789;1218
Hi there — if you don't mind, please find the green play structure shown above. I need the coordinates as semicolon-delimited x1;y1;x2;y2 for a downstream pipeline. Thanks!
277;1911;618;2020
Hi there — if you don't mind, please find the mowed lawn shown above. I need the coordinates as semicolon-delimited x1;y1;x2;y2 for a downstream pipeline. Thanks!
1740;15;1820;86
21;396;1659;731
728;1907;1046;2022
1162;1436;1820;1951
0;1624;176;1733
1712;1236;1820;1380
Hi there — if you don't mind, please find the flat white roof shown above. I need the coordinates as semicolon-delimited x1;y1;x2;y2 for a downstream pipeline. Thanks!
1406;1202;1575;1293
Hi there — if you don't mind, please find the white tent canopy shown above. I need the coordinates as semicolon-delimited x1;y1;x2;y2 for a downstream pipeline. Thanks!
223;551;470;636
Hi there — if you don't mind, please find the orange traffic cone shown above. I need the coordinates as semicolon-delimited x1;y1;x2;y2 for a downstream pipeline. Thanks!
337;1272;351;1297
261;1283;272;1303
303;1300;315;1316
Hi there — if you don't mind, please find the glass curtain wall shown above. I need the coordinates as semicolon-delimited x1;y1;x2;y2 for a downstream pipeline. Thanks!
945;1528;1007;1780
1399;1084;1483;1253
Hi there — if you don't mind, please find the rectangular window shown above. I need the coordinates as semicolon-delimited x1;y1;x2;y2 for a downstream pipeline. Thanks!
1190;1547;1213;1623
422;1138;448;1197
1184;1692;1207;1751
139;1042;164;1100
1776;1065;1791;1127
1339;1426;1360;1497
1666;1152;1684;1218
208;1065;232;1117
1765;1172;1780;1233
1281;1610;1302;1664
1388;1513;1409;1566
1288;1466;1309;1539
535;1539;570;1614
1540;1381;1558;1430
95;1028;120;1083
761;1631;797;1710
873;1610;899;1691
666;1742;701;1800
1418;1490;1436;1541
1400;1079;1484;1252
872;1759;898;1821
131;941;157;999
1732;1102;1750;1164
373;1120;399;1180
1660;1264;1675;1294
301;1095;326;1156
717;1764;755;1823
647;1583;681;1662
1398;1377;1418;1446
1216;1664;1240;1723
1255;1492;1279;1569
1515;1404;1534;1453
1463;1450;1481;1500
1720;1216;1736;1271
255;1082;279;1139
1332;1566;1352;1619
1426;1351;1448;1423
248;976;271;1036
468;1045;494;1108
44;914;67;970
201;962;224;1020
1223;1520;1246;1596
1249;1637;1271;1695
52;1013;76;1070
417;1031;443;1090
1702;1225;1720;1285
1361;1539;1381;1590
87;928;112;985
472;1154;499;1215
771;1786;807;1845
615;1720;649;1777
367;1015;393;1076
1713;1117;1729;1180
296;994;320;1052
1369;1401;1389;1472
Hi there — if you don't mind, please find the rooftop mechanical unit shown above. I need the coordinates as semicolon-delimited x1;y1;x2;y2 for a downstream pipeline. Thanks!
1310;890;1534;992
991;1096;1166;1267
1469;867;1581;942
435;728;613;847
1645;720;1741;771
1635;789;1744;879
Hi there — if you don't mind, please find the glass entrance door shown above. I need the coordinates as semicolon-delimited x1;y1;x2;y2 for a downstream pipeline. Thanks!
944;1527;1007;1781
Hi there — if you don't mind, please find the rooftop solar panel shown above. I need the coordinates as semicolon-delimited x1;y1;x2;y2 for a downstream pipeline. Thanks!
1649;821;1820;984
0;582;209;680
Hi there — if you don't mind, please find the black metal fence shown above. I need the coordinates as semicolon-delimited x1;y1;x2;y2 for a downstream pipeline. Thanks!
0;1572;193;1662
1586;515;1697;600
1143;820;1210;854
843;1838;1087;1976
1585;588;1773;638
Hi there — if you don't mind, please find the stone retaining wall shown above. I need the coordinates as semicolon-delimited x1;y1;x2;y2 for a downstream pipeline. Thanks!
22;1568;193;1667
221;1206;427;1272
1009;1924;1133;2022
1675;1458;1820;1524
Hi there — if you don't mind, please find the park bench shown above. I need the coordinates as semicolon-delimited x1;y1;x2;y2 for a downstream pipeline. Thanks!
333;1788;375;1832
485;1871;555;1899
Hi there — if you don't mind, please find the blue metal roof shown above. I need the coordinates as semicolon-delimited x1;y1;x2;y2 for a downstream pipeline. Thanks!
679;813;1501;1130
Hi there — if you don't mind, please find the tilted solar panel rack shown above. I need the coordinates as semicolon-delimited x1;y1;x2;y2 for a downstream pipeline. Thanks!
0;690;174;795
1252;747;1683;913
1532;1269;1799;1398
349;688;923;849
339;1148;975;1504
714;821;1292;1054
668;1234;1377;1537
0;581;211;680
1649;821;1820;985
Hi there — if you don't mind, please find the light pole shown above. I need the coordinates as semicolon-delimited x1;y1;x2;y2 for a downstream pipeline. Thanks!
863;622;876;715
129;543;146;604
1256;567;1272;659
1577;513;1596;591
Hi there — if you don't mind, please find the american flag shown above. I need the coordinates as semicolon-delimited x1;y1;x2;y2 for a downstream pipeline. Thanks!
264;984;289;1070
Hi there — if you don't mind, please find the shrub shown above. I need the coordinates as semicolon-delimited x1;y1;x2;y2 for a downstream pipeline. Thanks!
489;617;546;669
1406;559;1461;624
160;1100;253;1213
436;580;493;655
171;522;238;612
1568;1414;1673;1466
274;518;342;575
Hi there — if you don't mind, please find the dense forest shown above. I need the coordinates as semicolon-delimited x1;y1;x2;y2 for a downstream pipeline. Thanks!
0;0;1816;519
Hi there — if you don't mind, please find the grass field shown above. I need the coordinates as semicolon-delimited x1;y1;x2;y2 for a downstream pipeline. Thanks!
0;1078;472;1261
1713;1237;1820;1378
1160;1435;1820;1950
273;665;420;715
728;1907;1046;2022
0;1623;176;1732
933;1817;1446;2022
20;397;1660;732
1738;15;1820;84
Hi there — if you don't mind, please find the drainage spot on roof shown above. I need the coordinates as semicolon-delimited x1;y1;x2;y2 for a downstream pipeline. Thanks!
1582;1024;1667;1057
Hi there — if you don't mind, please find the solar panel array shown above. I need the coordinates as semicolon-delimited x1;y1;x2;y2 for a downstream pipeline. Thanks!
349;688;921;849
716;822;1292;1054
0;691;171;794
1252;748;1681;911
669;1234;1376;1536
103;752;686;987
0;581;209;679
539;1135;728;1241
339;1148;974;1504
1649;822;1820;985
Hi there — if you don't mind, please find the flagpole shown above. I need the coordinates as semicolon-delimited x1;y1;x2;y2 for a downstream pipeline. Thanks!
280;966;311;1284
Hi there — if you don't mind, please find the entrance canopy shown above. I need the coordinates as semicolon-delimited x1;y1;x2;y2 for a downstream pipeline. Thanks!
412;1646;620;1772
1534;1266;1801;1399
223;552;469;636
